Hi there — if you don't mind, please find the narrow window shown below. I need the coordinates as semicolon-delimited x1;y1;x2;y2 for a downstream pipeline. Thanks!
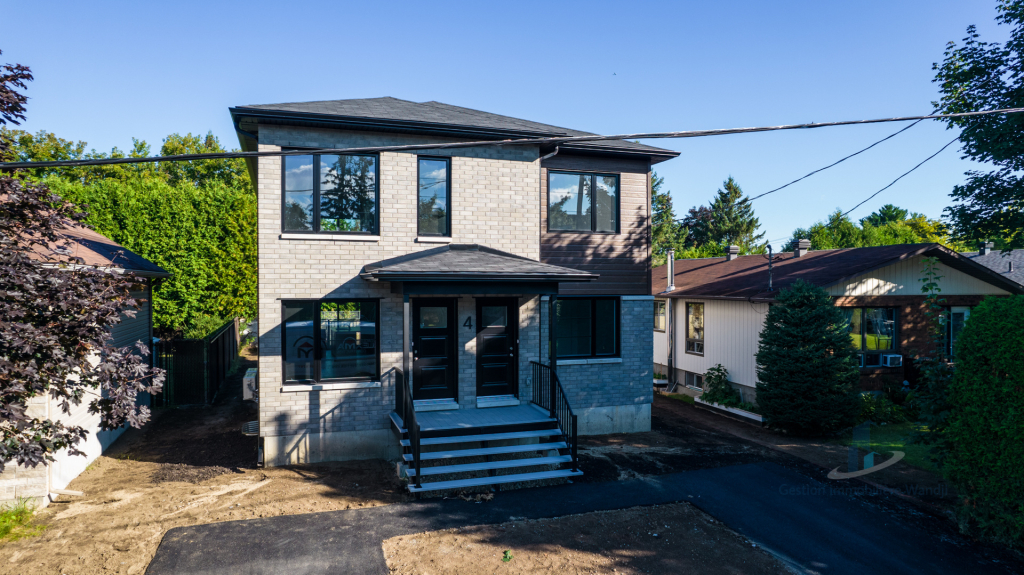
283;299;380;383
685;302;704;355
948;306;971;358
555;297;620;358
417;157;450;236
654;301;667;332
282;153;378;234
547;171;618;233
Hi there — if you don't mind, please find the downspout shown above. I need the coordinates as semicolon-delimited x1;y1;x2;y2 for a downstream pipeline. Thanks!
665;250;676;391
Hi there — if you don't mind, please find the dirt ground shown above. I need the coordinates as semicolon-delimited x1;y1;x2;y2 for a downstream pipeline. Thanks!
0;351;406;575
384;503;788;575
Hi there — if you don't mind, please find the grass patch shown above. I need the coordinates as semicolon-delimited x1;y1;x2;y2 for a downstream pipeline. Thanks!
833;421;937;472
666;393;695;405
0;498;45;542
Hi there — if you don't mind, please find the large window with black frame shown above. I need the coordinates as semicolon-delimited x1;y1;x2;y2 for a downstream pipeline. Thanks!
282;153;378;234
842;307;897;367
685;302;704;355
547;171;619;233
282;299;380;383
417;157;451;236
555;297;619;358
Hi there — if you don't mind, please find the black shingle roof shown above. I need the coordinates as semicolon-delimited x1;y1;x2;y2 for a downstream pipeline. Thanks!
961;249;1024;288
361;244;597;283
231;97;677;160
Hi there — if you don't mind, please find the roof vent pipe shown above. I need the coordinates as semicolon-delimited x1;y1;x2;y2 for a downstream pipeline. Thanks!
794;239;811;258
726;245;740;261
979;241;994;256
666;249;675;292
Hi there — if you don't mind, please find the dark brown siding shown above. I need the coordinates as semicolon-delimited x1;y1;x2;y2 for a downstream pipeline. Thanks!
541;154;651;295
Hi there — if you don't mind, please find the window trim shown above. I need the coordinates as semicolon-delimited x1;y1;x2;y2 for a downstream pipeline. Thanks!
843;306;899;368
654;300;666;332
280;151;381;235
416;155;452;237
281;298;382;384
546;170;620;234
555;296;621;359
685;301;704;356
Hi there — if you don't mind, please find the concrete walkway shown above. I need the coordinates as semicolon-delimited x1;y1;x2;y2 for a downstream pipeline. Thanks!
146;462;1014;575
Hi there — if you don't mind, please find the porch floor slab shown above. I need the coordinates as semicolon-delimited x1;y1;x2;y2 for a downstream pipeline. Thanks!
407;404;553;432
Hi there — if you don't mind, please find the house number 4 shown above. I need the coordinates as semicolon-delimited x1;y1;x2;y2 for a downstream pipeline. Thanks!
464;316;473;329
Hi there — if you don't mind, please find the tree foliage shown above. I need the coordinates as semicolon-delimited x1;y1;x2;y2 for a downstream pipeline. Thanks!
945;295;1024;548
784;207;962;251
933;0;1024;248
707;177;765;253
755;280;861;436
650;172;687;266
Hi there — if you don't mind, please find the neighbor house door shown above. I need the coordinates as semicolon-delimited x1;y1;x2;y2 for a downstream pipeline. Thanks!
412;299;457;401
476;298;518;397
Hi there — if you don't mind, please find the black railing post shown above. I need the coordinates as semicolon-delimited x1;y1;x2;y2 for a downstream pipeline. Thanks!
571;414;578;472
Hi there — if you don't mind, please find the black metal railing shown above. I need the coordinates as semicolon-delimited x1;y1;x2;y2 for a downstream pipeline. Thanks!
530;361;578;472
393;367;422;488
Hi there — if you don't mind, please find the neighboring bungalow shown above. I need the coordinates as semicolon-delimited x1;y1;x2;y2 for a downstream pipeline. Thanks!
1;225;169;508
231;97;678;492
653;241;1024;403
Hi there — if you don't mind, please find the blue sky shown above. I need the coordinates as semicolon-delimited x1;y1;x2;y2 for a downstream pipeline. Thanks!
2;0;1009;248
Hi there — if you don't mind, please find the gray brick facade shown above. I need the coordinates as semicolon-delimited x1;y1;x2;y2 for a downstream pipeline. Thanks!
257;125;653;465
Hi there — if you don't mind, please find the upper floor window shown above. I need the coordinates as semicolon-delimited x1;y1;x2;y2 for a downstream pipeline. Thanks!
283;153;378;234
555;297;619;358
843;307;897;367
547;171;618;233
418;157;450;236
654;300;666;332
685;302;704;355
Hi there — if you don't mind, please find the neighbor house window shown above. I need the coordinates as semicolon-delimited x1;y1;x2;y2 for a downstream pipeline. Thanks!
282;299;379;382
547;171;619;233
555;298;619;358
654;300;667;332
417;157;450;236
947;306;971;358
684;371;704;390
843;307;897;367
685;302;704;355
282;153;378;234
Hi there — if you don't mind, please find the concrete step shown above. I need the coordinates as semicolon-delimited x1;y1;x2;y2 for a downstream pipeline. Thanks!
407;469;583;493
406;455;572;477
400;428;560;447
402;442;567;462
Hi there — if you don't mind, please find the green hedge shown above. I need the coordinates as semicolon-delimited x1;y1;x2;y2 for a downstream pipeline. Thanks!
946;295;1024;548
47;176;256;333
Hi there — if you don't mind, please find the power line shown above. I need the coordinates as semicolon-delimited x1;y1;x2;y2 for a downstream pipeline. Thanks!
839;132;964;219
748;119;923;202
1;107;1022;170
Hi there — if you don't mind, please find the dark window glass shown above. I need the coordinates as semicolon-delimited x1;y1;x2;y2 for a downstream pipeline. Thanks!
320;301;377;380
842;307;898;367
556;299;592;357
482;306;507;327
948;307;971;358
283;301;316;381
418;158;450;236
555;298;619;358
686;302;704;354
283;299;379;383
283;153;377;234
419;306;448;329
548;171;618;233
594;175;618;232
283;156;314;231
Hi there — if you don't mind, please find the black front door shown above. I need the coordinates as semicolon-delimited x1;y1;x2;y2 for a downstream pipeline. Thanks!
412;299;457;401
476;298;518;397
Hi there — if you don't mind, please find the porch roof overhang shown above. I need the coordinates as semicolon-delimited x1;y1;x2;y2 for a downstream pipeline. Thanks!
360;244;598;295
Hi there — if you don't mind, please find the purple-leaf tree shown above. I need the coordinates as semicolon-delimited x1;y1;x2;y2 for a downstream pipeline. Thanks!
0;50;164;473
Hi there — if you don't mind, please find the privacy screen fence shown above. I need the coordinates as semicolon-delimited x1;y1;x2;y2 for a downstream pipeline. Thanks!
154;318;241;406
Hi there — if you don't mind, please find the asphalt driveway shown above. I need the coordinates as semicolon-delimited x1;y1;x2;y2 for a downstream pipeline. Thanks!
146;460;1017;575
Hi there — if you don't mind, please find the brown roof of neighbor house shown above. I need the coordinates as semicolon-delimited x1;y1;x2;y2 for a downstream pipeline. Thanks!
28;224;170;278
652;243;1024;301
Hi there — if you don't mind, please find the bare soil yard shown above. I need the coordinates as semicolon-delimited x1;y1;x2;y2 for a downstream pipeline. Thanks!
384;503;788;575
0;352;406;575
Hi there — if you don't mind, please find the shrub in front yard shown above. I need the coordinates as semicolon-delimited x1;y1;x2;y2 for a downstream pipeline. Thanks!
945;295;1024;548
755;280;861;436
700;364;736;405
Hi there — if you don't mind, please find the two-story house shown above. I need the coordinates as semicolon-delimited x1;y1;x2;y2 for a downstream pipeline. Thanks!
230;98;678;492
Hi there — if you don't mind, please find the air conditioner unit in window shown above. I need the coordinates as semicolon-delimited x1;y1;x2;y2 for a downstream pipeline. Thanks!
881;354;902;368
